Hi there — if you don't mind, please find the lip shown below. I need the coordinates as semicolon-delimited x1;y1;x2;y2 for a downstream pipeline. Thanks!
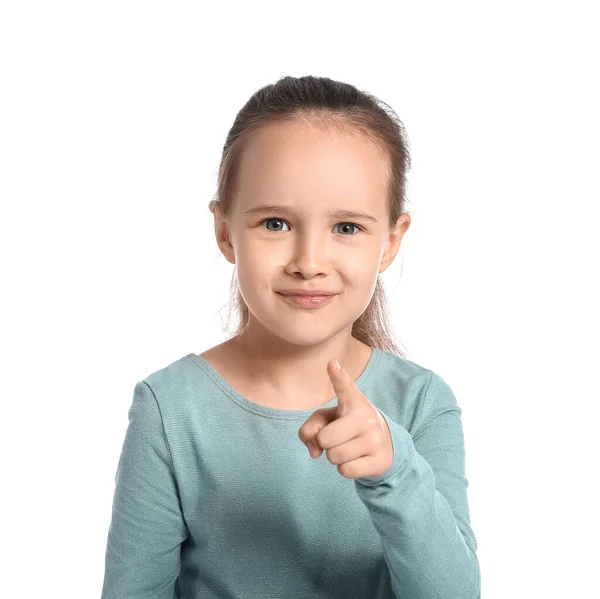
278;290;338;296
276;292;337;308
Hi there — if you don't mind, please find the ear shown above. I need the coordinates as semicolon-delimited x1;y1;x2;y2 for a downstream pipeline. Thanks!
379;213;411;274
210;200;236;265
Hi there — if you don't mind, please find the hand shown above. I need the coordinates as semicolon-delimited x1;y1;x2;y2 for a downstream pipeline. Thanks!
297;359;394;479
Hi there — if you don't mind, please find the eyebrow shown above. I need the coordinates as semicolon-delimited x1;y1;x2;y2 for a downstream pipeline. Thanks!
244;204;379;224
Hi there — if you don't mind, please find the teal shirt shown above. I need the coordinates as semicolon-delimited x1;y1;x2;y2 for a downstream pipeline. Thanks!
101;347;481;598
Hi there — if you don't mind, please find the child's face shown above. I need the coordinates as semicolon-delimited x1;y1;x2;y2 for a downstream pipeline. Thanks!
215;118;410;346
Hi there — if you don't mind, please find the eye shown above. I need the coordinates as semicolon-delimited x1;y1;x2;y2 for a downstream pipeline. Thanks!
261;218;290;232
260;218;363;236
334;222;362;236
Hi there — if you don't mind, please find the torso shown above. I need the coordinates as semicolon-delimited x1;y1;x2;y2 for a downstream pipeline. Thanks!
198;338;373;410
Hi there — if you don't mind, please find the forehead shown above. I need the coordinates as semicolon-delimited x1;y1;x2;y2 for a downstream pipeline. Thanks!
236;119;389;208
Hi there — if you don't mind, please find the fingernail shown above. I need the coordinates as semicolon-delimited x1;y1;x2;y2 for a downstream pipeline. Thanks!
335;360;341;371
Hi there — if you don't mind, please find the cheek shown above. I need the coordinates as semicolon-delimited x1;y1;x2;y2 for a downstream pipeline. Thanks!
236;237;276;269
343;254;381;282
235;261;279;309
345;265;380;309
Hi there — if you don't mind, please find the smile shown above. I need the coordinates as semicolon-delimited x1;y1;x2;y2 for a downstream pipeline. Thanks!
276;293;337;308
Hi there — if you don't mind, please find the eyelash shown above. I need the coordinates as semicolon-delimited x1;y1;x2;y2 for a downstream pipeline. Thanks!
259;217;365;236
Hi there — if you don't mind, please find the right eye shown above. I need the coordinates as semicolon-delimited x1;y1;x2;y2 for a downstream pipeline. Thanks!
260;218;290;232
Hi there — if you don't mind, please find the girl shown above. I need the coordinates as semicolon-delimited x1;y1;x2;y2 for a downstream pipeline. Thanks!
101;75;481;599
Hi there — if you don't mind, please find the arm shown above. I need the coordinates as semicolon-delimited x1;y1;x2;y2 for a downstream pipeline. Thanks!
355;372;481;599
101;381;188;598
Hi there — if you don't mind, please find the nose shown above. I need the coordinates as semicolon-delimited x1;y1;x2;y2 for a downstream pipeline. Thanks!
285;230;331;278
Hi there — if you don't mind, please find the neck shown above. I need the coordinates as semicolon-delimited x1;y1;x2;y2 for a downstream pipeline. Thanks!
228;324;362;401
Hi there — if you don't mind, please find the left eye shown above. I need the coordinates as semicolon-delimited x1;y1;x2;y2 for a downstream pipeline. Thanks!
334;222;361;235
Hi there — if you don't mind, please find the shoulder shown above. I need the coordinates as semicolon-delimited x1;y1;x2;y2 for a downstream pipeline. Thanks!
369;348;456;434
372;348;434;392
138;351;214;412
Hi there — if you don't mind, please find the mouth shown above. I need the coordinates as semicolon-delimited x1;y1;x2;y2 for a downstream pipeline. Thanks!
276;292;338;308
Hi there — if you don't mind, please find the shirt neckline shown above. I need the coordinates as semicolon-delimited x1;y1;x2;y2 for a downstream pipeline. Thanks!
185;346;381;421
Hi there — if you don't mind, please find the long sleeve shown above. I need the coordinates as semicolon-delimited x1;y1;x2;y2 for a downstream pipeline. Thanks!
101;381;189;599
355;371;481;599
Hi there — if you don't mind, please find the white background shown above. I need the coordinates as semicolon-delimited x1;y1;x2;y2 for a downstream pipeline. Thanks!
1;1;598;597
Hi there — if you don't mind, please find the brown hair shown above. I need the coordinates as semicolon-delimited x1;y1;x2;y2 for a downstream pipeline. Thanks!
210;75;411;358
